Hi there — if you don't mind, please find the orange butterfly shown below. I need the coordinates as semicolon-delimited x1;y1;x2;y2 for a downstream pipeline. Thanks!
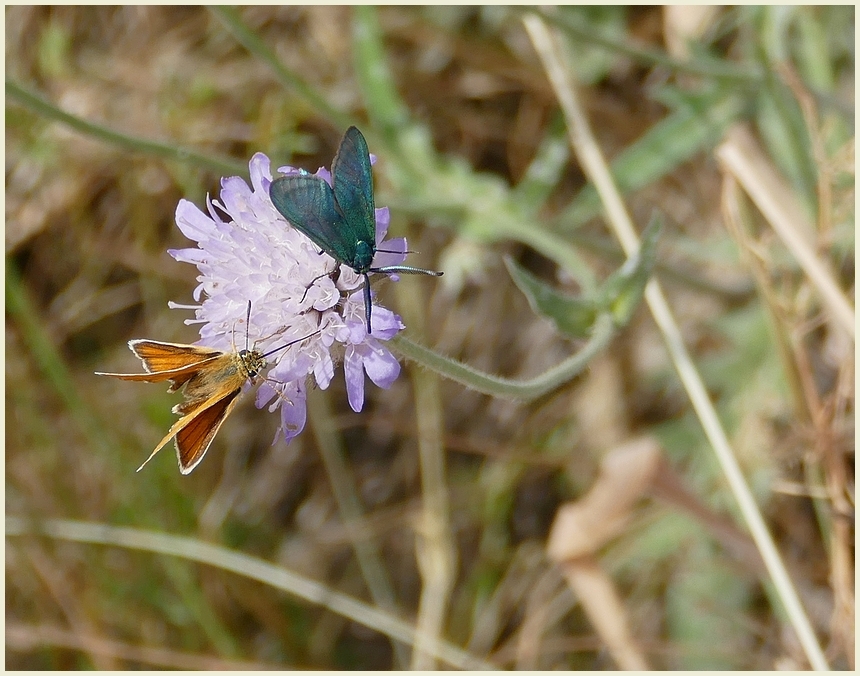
96;308;317;474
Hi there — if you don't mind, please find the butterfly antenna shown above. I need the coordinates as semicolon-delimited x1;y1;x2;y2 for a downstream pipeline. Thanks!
260;328;322;359
244;300;252;352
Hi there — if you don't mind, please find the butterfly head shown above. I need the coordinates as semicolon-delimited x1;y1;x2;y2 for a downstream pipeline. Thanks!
238;348;268;382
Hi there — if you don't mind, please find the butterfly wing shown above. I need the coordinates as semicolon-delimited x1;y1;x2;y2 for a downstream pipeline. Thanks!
269;174;353;264
174;389;242;474
135;388;241;474
331;126;376;246
129;340;222;372
95;341;223;391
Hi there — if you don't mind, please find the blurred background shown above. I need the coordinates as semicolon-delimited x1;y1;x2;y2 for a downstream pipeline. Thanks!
5;5;854;670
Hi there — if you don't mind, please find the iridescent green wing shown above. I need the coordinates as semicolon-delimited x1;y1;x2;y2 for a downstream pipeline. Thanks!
269;174;352;264
331;127;376;258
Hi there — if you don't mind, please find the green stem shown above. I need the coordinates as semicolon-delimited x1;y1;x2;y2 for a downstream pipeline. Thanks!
6;80;246;176
209;6;351;131
390;313;615;401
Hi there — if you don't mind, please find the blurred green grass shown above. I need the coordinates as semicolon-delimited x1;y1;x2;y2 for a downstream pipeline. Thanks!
5;5;854;670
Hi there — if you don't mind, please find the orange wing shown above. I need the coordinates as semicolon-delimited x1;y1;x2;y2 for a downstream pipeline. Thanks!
129;340;223;373
134;388;242;474
95;341;224;390
175;389;243;474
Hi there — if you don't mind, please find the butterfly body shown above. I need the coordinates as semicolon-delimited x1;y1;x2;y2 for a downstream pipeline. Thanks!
270;126;442;334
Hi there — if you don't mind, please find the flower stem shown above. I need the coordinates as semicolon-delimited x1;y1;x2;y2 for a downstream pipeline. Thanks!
390;313;615;401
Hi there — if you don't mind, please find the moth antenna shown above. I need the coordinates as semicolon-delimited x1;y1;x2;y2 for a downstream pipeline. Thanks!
363;273;373;334
377;247;419;255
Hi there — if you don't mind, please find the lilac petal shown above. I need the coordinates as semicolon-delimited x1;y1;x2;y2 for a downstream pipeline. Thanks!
373;236;407;268
347;314;368;343
374;207;391;239
313;349;335;390
219;177;255;222
175;200;216;242
316;167;333;185
248;152;273;194
364;305;404;340
363;343;401;389
344;346;366;412
255;381;277;409
167;247;207;265
279;384;308;441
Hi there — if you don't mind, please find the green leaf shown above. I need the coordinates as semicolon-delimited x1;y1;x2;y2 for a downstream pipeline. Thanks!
504;257;597;338
598;215;663;327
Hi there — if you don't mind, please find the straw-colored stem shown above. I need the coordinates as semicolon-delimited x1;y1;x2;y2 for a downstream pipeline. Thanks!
523;13;829;671
716;125;854;339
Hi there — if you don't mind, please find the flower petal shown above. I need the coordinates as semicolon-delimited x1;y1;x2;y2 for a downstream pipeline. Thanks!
363;342;401;389
344;346;366;412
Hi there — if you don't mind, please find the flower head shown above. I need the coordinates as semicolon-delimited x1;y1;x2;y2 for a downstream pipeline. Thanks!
169;151;407;442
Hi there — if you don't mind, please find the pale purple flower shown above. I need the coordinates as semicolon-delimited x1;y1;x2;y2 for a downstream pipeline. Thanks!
168;151;408;442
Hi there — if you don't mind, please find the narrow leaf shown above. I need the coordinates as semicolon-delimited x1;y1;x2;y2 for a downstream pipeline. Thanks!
504;256;596;338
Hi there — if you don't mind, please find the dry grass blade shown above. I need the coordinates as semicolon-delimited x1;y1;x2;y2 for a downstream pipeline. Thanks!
5;516;494;671
395;265;456;670
716;125;855;339
523;12;830;671
6;622;287;670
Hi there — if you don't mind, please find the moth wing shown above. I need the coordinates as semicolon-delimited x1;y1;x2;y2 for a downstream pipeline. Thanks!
175;389;242;474
331;126;376;244
269;174;351;262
